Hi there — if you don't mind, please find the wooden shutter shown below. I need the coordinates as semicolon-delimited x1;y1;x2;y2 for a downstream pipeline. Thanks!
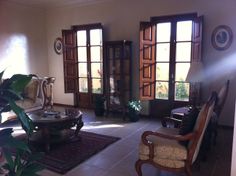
191;16;203;104
139;22;156;100
192;16;203;62
62;29;78;93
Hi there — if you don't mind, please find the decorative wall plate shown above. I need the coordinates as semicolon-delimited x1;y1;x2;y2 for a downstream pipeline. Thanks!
211;25;233;50
54;37;63;54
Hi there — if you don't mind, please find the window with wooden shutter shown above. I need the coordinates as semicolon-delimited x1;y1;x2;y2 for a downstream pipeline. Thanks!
62;23;104;108
139;13;203;112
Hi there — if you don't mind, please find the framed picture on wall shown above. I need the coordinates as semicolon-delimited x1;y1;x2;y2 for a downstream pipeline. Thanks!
211;25;233;50
54;37;63;54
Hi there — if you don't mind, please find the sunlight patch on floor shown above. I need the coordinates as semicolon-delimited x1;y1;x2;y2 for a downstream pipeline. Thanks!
83;124;124;130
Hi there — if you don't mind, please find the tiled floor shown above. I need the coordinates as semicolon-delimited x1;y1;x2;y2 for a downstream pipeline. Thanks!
3;107;233;176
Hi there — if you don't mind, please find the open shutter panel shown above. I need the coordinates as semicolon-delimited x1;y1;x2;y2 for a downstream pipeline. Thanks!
62;29;78;93
139;22;155;100
192;16;203;62
191;16;203;104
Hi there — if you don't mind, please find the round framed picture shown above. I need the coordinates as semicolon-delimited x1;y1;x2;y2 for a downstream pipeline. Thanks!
54;37;63;54
211;25;233;50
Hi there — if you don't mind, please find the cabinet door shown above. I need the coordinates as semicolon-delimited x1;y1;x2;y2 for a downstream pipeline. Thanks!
105;41;132;113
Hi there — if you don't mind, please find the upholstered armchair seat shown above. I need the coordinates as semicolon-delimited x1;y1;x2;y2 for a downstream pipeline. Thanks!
136;93;217;176
139;127;187;168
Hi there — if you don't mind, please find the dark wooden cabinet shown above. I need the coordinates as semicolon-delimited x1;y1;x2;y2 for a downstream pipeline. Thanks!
105;40;132;116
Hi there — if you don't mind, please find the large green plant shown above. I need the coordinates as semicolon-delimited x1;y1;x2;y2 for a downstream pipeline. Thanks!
0;71;33;134
0;71;43;175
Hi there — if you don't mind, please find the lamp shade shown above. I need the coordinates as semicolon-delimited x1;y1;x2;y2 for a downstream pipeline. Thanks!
186;61;204;83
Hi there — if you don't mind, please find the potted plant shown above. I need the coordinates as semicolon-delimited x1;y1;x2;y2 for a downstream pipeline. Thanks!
94;95;105;116
0;71;43;175
127;100;142;122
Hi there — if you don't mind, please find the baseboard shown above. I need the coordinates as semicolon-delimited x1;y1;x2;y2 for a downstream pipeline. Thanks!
54;103;76;108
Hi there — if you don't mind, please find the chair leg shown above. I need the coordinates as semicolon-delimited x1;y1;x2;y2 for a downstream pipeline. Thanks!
135;160;143;176
161;118;167;127
185;164;192;176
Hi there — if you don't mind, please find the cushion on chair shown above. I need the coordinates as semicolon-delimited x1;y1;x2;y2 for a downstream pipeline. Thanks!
139;127;187;168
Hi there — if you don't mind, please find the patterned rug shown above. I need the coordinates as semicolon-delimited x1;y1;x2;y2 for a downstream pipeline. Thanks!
17;130;120;174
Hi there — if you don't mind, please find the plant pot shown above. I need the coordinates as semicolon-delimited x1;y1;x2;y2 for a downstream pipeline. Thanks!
128;108;139;122
94;95;105;117
94;108;105;117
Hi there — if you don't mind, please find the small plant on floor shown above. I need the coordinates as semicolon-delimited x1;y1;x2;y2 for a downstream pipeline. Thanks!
127;100;142;122
0;70;43;175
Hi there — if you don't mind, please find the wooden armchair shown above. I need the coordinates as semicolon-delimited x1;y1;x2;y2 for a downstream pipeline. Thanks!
212;80;229;144
135;93;217;176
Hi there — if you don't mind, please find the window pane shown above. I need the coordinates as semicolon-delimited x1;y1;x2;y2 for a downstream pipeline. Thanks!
175;82;189;101
77;30;87;46
156;43;170;61
176;21;192;41
77;47;87;62
176;42;191;61
109;76;115;93
78;63;87;77
156;22;171;42
92;78;102;93
155;81;168;99
91;63;102;78
91;46;102;62
90;29;102;45
79;78;88;93
175;63;190;81
156;63;169;81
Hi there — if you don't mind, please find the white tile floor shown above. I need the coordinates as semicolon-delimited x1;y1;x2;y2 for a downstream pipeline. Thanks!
6;107;232;176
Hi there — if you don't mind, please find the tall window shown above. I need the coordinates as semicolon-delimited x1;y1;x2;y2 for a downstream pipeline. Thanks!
77;29;103;94
62;23;104;108
140;13;202;106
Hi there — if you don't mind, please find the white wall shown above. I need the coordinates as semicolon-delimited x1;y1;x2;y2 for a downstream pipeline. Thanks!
46;0;236;126
0;2;48;78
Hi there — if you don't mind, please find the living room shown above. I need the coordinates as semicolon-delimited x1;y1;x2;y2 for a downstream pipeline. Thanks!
0;0;236;175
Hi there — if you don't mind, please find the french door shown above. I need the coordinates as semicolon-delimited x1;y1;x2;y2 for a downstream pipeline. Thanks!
62;23;104;108
139;13;202;117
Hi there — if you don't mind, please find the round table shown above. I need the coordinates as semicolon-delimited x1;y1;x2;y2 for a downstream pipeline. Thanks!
28;109;83;152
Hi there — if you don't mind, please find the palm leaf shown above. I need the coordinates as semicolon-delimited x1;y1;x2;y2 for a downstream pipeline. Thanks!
1;88;23;101
4;137;30;152
21;163;44;176
0;128;13;146
2;149;14;171
9;74;32;93
7;98;33;134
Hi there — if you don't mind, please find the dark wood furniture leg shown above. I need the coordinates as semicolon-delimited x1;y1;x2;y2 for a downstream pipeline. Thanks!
75;116;84;137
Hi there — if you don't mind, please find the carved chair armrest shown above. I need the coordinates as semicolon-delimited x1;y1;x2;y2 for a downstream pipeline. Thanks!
142;130;195;144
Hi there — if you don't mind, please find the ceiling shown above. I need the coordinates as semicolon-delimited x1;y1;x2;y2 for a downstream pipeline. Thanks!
4;0;110;8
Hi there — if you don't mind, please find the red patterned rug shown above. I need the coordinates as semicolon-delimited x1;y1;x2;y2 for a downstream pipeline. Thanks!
16;130;120;174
